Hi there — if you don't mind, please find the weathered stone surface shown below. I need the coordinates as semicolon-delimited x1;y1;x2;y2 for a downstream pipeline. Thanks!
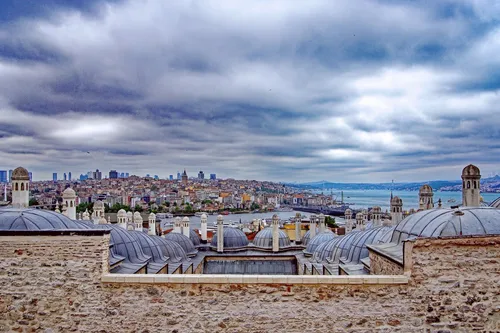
0;235;499;332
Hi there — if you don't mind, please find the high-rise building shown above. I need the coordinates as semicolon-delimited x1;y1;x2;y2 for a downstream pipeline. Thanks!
79;174;88;181
154;175;159;180
64;173;67;181
198;171;205;180
53;173;58;182
125;173;129;178
28;172;32;181
87;171;93;179
177;172;181;180
93;169;102;180
169;175;173;180
68;172;72;181
8;170;13;182
210;174;217;180
0;170;7;183
109;170;118;179
182;170;188;185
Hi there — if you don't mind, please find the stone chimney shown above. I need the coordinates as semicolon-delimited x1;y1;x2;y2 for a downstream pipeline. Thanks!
173;217;182;233
182;216;190;238
200;213;208;244
309;214;317;239
294;212;302;244
148;213;156;236
272;214;279;252
217;215;224;253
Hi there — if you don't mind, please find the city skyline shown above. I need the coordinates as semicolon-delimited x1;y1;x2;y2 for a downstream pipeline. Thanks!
1;1;500;182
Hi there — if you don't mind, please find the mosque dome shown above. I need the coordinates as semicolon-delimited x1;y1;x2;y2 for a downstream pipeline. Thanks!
133;212;143;222
12;167;29;181
106;225;150;266
489;197;500;208
371;206;382;213
312;231;360;263
62;187;76;198
130;231;169;265
391;196;403;206
253;227;291;249
419;184;433;194
344;208;352;215
342;227;393;264
164;232;198;257
302;228;333;246
390;207;500;244
190;229;201;246
462;164;480;177
0;208;89;230
117;209;127;217
210;227;249;249
303;231;337;256
150;235;188;263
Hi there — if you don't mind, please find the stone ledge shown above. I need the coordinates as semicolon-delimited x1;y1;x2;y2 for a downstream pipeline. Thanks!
101;274;409;285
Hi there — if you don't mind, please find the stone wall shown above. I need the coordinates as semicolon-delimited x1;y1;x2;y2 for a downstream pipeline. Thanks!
369;250;404;275
0;233;499;332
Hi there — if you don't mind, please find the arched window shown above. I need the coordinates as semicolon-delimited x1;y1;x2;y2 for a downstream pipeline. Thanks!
15;183;18;191
70;201;73;207
467;181;470;189
463;181;465;188
474;181;477;189
21;183;24;191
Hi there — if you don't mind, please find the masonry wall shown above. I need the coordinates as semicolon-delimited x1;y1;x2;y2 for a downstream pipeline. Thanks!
0;234;499;333
369;250;404;275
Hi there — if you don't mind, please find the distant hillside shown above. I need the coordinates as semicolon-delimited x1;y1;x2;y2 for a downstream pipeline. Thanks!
284;176;500;192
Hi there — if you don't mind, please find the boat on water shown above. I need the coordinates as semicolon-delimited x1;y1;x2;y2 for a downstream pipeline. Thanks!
447;199;457;203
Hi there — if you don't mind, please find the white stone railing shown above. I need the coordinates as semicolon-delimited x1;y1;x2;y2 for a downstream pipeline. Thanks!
102;274;409;285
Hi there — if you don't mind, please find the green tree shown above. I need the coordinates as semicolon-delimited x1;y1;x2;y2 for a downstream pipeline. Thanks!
29;198;39;206
164;201;171;207
325;216;338;228
250;202;260;211
134;204;144;212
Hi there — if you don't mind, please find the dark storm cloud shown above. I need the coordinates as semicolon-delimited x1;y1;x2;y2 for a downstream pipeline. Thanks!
0;0;499;181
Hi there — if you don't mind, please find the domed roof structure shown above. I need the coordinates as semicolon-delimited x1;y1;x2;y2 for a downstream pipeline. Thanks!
210;227;249;249
190;229;201;246
345;208;352;215
302;228;335;246
371;206;382;213
12;167;29;181
391;207;500;244
164;232;198;257
312;231;360;263
117;209;127;217
489;197;500;209
303;231;337;256
462;164;480;177
391;196;403;205
0;208;89;230
94;201;105;209
150;235;188;263
129;231;168;273
342;227;393;264
253;228;291;249
62;187;76;198
419;184;433;194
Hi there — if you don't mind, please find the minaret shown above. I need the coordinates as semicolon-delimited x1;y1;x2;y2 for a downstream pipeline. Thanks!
344;209;353;233
148;213;156;235
356;212;365;231
11;167;30;208
182;216;190;238
371;206;382;227
200;213;208;244
462;164;481;207
318;213;326;233
117;209;127;229
272;214;280;252
309;214;317;239
419;185;434;210
173;217;182;233
390;196;403;225
294;212;302;244
133;212;143;231
217;215;224;253
126;211;134;230
62;188;77;220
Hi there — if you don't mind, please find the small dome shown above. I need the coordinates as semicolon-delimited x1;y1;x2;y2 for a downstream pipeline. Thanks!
150;235;188;263
127;211;133;218
253;228;291;249
94;201;105;209
210;227;249;249
117;209;127;217
133;212;143;222
107;225;150;265
489;197;500;208
200;213;208;219
371;206;381;213
0;208;91;230
391;196;403;205
303;231;337;256
62;187;76;198
164;232;198;257
419;184;433;194
462;164;480;177
190;229;201;246
182;216;190;222
312;231;362;263
302;229;334;246
343;227;393;264
356;212;363;219
130;231;169;263
344;209;352;215
391;207;500;244
12;167;29;181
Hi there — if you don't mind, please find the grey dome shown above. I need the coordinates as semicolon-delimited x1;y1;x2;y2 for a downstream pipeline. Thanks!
164;232;198;257
343;227;393;264
150;236;188;263
190;229;201;246
253;228;291;249
391;207;500;244
107;225;151;265
210;227;249;248
489;197;500;208
302;228;333;246
313;231;360;263
0;208;90;230
130;231;169;262
303;231;337;256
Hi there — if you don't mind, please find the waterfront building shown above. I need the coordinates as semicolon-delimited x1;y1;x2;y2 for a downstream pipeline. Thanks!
52;172;57;182
418;184;434;210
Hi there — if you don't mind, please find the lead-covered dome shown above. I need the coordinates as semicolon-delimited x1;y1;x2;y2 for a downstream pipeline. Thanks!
462;164;480;177
150;235;188;263
391;207;500;244
313;231;360;263
391;196;403;206
164;232;198;257
303;231;337;256
342;227;393;264
190;229;201;246
489;197;500;208
253;227;291;249
0;208;89;230
210;227;249;249
419;184;433;194
12;167;29;181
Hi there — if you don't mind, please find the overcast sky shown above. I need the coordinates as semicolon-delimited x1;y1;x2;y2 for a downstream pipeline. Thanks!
0;0;499;182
